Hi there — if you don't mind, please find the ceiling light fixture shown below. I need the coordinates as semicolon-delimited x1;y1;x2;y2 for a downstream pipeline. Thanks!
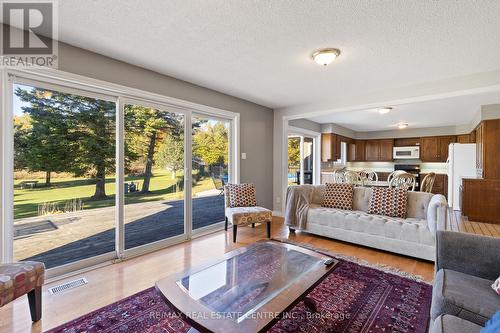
311;48;341;66
398;123;409;129
378;107;392;114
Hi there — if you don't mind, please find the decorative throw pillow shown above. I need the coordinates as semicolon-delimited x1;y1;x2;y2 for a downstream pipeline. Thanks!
368;187;408;218
226;183;257;208
492;276;500;296
322;183;354;210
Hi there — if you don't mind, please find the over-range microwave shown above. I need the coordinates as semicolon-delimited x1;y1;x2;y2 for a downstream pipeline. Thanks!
393;146;420;159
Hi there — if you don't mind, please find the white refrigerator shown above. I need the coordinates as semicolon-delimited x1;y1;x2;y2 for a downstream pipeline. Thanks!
447;143;477;210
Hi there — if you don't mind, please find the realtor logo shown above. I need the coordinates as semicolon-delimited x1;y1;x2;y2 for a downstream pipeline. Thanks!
1;0;58;67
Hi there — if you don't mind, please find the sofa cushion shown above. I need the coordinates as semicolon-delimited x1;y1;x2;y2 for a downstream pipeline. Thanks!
406;191;433;219
352;187;372;212
430;315;483;333
225;206;272;225
307;205;434;245
431;269;500;326
368;187;408;218
322;183;354;210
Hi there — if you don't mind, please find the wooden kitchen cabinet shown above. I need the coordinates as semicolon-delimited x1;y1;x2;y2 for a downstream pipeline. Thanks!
348;140;366;162
379;139;394;161
347;143;356;162
321;133;338;162
457;134;471;144
355;140;366;161
475;119;500;179
394;137;421;147
336;135;352;160
421;137;439;162
364;139;393;161
421;136;456;162
439;136;456;162
475;122;484;177
365;140;379;161
469;130;476;143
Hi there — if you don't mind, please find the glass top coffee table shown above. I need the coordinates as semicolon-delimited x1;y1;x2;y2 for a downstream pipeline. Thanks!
155;241;338;333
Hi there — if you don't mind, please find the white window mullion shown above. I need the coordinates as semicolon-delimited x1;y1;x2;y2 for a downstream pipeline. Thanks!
184;112;193;240
115;97;125;258
232;115;240;184
1;73;14;263
299;136;305;185
313;135;321;185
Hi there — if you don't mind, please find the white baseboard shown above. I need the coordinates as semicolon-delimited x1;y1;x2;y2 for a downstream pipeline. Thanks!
272;210;283;217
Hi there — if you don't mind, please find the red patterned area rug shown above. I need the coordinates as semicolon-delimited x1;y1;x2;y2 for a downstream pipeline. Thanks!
46;240;432;333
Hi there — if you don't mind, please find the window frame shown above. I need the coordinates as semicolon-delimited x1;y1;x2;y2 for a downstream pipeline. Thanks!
1;67;240;278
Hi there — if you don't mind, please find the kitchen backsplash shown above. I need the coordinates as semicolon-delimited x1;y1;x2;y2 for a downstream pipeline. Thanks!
321;161;448;174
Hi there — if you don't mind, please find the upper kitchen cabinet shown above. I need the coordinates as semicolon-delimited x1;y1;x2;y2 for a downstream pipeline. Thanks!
365;140;379;161
457;134;471;144
439;136;456;161
321;133;339;162
394;137;421;146
475;119;500;179
421;136;456;162
365;139;394;161
348;140;366;162
421;137;439;162
379;139;394;161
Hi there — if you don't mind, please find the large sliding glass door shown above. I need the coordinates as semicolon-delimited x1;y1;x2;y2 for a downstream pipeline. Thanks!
191;115;230;232
12;82;117;269
2;71;237;277
123;102;186;250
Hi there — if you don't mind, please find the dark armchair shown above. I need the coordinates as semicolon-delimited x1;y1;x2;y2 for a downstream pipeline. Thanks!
430;230;500;333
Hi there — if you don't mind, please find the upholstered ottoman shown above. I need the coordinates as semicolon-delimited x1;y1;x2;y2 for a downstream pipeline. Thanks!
0;261;45;321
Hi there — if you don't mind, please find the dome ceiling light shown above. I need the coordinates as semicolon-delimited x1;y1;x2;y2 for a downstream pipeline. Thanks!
378;107;392;114
311;48;341;66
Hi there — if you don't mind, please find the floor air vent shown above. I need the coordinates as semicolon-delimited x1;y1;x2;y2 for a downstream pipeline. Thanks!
48;277;88;295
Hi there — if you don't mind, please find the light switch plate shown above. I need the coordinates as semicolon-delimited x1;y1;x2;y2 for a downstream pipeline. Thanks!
241;152;247;160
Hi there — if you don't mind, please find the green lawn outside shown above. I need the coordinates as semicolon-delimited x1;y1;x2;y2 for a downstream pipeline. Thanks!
14;169;216;219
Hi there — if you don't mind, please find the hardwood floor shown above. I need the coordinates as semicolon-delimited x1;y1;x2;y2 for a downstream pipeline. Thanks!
1;214;497;333
447;209;500;236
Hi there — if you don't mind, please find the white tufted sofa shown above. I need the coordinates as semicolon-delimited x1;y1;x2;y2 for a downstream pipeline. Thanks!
290;185;448;261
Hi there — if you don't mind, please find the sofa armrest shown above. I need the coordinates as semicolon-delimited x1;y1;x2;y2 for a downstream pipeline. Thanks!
426;194;447;234
436;230;500;280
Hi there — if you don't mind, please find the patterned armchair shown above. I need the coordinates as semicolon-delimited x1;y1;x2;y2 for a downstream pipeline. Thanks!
0;261;45;321
224;184;272;242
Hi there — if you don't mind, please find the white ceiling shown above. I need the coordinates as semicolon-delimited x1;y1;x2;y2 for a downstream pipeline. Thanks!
305;91;500;131
52;1;500;111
